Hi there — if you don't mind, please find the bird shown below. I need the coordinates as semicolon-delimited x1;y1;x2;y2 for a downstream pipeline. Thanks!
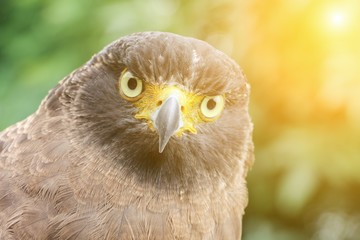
0;32;254;239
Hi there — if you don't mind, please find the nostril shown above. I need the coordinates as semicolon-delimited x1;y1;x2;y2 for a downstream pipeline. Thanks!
157;100;163;107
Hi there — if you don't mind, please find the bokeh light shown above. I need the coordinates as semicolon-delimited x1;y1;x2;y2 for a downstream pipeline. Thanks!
330;11;345;27
321;3;358;36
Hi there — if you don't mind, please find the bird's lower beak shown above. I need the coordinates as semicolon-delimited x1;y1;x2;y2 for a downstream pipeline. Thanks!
151;95;183;153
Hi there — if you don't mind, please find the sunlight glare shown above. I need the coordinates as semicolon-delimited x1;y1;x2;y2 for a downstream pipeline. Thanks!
330;11;345;27
320;6;354;35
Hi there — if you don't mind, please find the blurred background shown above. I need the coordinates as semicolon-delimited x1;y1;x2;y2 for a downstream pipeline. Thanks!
1;0;360;239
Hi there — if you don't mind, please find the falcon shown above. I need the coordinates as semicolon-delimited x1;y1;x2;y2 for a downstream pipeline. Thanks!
0;32;254;239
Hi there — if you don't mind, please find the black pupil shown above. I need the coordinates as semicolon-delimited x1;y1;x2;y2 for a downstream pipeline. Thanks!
127;78;137;90
207;99;217;110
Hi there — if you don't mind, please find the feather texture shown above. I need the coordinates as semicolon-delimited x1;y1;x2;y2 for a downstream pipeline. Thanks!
0;32;253;239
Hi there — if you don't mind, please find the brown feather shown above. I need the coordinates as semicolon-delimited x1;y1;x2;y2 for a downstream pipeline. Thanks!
0;32;254;239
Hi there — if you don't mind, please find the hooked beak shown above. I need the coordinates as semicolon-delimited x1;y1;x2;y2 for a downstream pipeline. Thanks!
152;96;183;153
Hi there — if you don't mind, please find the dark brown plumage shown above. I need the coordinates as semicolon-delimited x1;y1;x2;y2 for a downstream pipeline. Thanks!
0;32;254;239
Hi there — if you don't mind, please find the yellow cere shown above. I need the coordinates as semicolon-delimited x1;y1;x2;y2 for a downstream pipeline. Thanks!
133;83;208;136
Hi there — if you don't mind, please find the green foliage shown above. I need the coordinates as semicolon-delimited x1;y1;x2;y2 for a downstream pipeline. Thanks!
1;0;360;239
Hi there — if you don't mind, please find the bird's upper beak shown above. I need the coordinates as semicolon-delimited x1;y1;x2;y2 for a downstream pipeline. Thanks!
134;86;198;153
151;95;183;153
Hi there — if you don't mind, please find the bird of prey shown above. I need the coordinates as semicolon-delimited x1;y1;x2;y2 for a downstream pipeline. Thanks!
0;32;254;239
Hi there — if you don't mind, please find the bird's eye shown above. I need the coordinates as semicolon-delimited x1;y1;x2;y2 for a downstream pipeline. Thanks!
200;95;225;121
119;71;144;101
